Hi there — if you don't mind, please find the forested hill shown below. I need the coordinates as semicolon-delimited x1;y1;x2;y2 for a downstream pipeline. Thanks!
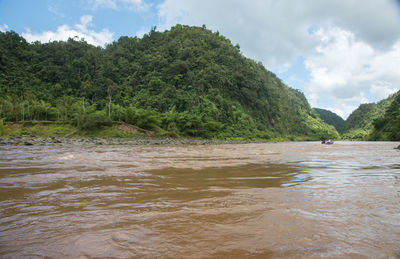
342;92;398;140
370;91;400;140
313;108;345;133
0;25;338;140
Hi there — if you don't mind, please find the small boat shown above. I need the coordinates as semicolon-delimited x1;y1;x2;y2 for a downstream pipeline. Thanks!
321;139;334;144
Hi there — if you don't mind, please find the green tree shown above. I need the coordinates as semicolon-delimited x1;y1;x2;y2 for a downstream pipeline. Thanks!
314;108;345;133
0;28;340;140
343;92;398;140
370;91;400;140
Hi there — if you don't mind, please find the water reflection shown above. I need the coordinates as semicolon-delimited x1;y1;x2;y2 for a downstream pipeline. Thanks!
0;142;400;258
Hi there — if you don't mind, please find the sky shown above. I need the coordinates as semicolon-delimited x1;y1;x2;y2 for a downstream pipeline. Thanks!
1;0;400;119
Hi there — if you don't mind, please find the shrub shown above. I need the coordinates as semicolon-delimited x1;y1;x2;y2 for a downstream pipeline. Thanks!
124;107;162;131
78;112;112;131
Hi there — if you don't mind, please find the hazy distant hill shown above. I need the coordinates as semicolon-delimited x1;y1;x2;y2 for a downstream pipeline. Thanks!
313;108;345;133
0;25;338;139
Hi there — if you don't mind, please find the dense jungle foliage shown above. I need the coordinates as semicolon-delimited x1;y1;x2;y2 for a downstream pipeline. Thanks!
342;92;398;140
313;108;345;133
370;91;400;140
0;25;339;139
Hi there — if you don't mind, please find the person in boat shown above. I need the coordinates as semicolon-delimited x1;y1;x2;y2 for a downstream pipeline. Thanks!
321;138;326;144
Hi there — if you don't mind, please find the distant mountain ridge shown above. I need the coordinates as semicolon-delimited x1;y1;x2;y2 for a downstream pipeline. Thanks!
313;108;345;133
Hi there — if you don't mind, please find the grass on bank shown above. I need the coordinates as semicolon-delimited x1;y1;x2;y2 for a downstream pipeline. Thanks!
0;121;140;138
0;119;342;142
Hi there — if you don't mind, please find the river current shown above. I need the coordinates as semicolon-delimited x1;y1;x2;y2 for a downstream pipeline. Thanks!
0;141;399;258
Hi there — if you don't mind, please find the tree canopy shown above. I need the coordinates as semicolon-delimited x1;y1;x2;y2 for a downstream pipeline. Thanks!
313;108;345;133
0;26;339;139
342;92;398;140
370;91;400;140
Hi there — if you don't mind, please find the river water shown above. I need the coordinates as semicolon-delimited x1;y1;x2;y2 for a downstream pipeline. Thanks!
0;141;399;258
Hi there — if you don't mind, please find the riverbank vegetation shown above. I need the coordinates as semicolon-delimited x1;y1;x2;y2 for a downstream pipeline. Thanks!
0;120;142;139
0;26;340;140
2;25;399;141
313;108;345;134
341;91;399;140
370;92;400;141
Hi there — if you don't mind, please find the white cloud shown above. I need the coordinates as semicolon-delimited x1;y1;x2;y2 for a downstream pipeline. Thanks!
370;82;399;101
75;15;94;32
156;0;400;71
0;24;8;32
89;0;150;12
22;15;113;47
304;27;400;118
157;0;316;71
156;0;400;118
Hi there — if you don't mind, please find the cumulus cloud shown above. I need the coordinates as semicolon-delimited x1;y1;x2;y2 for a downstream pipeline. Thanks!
0;24;8;32
156;0;400;118
157;0;316;70
22;15;113;47
370;82;399;101
157;0;400;71
305;27;400;118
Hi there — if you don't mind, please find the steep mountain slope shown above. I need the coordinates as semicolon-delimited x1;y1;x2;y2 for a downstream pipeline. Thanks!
0;25;338;139
370;91;400;140
313;108;345;133
342;92;398;140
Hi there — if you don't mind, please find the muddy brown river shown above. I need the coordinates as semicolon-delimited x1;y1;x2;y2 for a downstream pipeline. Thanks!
1;141;400;258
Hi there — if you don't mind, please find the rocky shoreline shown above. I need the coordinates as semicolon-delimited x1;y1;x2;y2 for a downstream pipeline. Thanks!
0;136;261;146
